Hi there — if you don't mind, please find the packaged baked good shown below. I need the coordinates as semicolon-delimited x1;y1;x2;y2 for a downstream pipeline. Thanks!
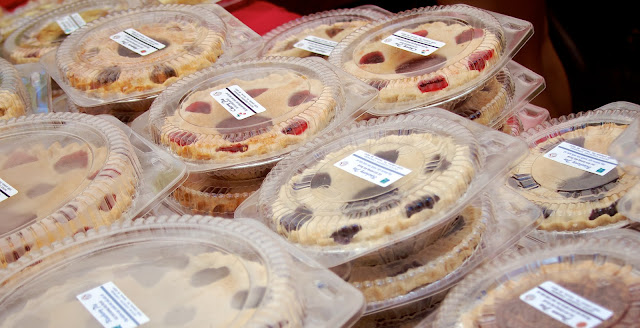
0;58;30;119
0;214;365;327
260;5;391;59
608;109;640;223
328;4;533;115
2;0;134;64
235;108;528;267
40;4;263;122
0;0;66;43
431;232;640;328
353;291;447;328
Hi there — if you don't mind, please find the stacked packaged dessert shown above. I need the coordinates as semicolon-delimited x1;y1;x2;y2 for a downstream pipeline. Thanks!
41;3;262;122
0;57;30;119
328;4;533;117
0;214;366;327
260;5;391;59
132;56;378;217
507;101;640;247
0;0;66;44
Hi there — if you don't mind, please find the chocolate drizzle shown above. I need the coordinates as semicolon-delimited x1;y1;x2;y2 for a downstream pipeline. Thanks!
330;224;362;244
280;206;313;232
405;195;440;218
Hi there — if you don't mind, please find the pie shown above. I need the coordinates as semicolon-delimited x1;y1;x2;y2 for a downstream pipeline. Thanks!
449;74;509;126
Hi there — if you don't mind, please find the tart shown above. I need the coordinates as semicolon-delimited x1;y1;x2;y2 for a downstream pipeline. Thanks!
0;0;66;43
449;73;510;126
0;58;29;120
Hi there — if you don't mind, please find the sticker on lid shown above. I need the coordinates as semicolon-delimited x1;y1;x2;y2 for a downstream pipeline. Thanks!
382;30;445;56
0;178;18;203
334;149;411;187
210;85;268;120
56;13;86;34
110;28;166;56
543;142;618;176
520;280;613;328
77;281;150;328
294;35;338;56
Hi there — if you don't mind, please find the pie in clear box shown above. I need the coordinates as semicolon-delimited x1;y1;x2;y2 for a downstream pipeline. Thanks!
235;108;528;268
0;214;365;327
0;57;30;120
0;0;66;44
608;111;640;225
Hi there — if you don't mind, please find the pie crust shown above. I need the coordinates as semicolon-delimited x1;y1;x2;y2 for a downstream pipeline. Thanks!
0;58;28;120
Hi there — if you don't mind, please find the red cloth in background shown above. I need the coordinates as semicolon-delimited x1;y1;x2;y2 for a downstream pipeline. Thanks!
230;1;301;35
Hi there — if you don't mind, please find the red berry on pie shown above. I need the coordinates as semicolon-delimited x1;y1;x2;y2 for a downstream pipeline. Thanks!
359;51;385;65
168;131;198;146
216;143;248;153
288;90;314;107
54;150;89;173
467;49;494;71
185;101;212;114
282;119;309;135
417;76;448;93
412;29;428;37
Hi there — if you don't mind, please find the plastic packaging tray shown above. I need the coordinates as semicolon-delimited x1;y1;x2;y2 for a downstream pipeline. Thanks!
134;55;378;173
354;290;448;328
0;214;365;327
260;5;392;58
504;103;551;137
431;232;640;328
14;62;51;115
328;4;533;115
608;113;640;223
40;4;263;109
0;57;31;120
0;0;66;43
235;108;528;267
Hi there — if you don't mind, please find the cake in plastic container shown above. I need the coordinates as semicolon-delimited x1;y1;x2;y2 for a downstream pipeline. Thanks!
0;0;66;43
261;5;391;59
0;58;30;120
506;101;640;241
40;3;263;122
431;232;640;328
328;4;533;115
235;108;528;267
2;0;134;64
0;214;366;327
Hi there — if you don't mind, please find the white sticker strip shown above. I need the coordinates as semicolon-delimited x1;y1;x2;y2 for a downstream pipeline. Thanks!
293;35;338;56
0;177;18;203
110;28;165;56
210;85;267;120
77;282;150;328
520;281;613;328
543;141;618;176
382;30;445;56
334;149;411;187
56;13;86;34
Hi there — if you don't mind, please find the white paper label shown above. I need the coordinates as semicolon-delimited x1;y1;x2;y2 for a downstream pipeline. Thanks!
334;150;411;187
293;35;338;56
543;141;618;176
0;178;18;203
110;28;165;56
520;281;613;328
77;282;150;328
210;85;267;120
382;30;445;56
56;13;86;34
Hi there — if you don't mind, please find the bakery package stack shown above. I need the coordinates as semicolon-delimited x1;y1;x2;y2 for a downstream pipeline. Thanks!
506;101;640;248
40;3;263;123
259;5;392;59
0;214;366;327
427;230;640;328
0;0;67;44
234;108;538;316
0;57;30;119
131;56;378;218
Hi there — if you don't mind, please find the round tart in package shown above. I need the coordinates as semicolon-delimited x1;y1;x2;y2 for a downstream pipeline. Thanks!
0;0;66;43
0;58;30;120
506;102;640;239
328;4;533;115
0;214;365;327
235;108;528;267
40;4;263;120
2;0;134;64
431;232;640;328
260;5;391;59
143;56;378;172
0;112;142;267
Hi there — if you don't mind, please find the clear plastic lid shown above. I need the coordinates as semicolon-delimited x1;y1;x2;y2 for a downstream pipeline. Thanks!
2;0;134;64
506;102;640;238
235;108;528;267
40;4;263;108
260;5;392;58
14;62;51;115
432;233;640;328
328;4;533;115
504;103;551;137
0;58;30;120
0;214;365;327
608;110;640;224
0;0;66;42
143;56;378;172
353;290;448;328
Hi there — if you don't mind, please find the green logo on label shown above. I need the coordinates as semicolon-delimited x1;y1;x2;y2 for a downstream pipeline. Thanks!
596;168;605;173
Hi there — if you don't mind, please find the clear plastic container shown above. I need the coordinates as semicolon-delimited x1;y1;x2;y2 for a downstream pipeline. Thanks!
353;290;448;328
260;5;392;59
431;232;640;328
14;62;51;115
504;103;551;137
0;0;66;43
139;56;378;173
235;108;528;267
0;214;365;327
328;4;533;115
608;111;640;223
2;0;135;64
506;101;640;242
0;57;30;120
40;4;263;115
